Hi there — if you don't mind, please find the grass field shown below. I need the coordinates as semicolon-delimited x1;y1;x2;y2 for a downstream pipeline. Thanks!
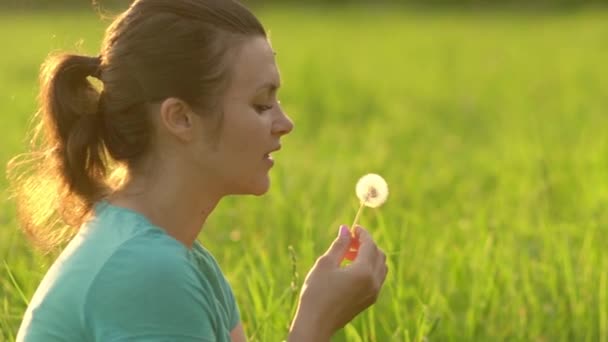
1;7;608;342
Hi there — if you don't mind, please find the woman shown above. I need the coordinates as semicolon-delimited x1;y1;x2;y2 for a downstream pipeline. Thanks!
11;0;388;340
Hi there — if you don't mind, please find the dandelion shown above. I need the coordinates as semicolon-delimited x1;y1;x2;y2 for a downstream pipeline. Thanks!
351;173;389;232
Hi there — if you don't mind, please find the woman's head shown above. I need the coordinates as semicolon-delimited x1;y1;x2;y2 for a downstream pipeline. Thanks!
165;35;293;198
8;0;293;250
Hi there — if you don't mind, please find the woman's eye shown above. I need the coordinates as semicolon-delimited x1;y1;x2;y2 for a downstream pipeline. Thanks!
254;104;273;113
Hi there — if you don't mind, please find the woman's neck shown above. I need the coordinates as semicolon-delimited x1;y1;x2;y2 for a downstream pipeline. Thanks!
107;170;221;249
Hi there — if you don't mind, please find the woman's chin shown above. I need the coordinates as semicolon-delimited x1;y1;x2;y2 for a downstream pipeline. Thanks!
250;179;270;196
231;177;270;196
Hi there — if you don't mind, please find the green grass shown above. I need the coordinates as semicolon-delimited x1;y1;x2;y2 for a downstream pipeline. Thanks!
2;7;608;341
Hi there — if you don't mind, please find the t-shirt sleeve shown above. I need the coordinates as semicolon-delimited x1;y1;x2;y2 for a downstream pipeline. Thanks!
218;267;240;330
84;238;217;342
199;243;240;331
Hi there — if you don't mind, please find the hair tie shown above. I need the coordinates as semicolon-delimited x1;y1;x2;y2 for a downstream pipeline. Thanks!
91;55;103;79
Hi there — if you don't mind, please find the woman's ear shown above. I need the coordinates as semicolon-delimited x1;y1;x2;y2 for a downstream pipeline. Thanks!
158;97;196;142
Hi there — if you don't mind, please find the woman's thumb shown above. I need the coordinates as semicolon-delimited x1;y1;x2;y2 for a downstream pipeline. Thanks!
324;225;352;264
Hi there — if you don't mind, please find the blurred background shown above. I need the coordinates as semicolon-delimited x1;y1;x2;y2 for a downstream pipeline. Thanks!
1;0;607;341
2;0;608;9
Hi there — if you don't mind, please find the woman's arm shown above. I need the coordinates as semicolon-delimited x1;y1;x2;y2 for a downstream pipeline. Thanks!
230;226;386;342
287;225;388;341
230;323;246;342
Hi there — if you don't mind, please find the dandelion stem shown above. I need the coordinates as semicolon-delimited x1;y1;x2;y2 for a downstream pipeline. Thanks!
351;201;365;234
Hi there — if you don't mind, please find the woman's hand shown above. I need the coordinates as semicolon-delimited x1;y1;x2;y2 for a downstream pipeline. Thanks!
288;225;388;342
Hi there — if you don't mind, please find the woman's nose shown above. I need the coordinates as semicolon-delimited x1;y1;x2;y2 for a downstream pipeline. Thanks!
272;106;294;136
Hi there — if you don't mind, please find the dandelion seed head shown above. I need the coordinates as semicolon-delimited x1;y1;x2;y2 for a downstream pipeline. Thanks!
356;173;389;208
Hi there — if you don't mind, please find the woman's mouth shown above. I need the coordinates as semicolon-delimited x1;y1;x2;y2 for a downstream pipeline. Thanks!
264;153;274;166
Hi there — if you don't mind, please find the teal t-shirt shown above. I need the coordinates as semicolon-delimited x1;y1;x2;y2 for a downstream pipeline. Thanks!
17;201;240;341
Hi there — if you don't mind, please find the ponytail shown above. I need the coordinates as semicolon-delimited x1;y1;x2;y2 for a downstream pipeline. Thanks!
7;54;110;251
41;54;108;203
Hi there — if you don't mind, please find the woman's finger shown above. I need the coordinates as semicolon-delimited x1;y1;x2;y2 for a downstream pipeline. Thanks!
375;249;388;282
344;238;360;261
352;227;378;265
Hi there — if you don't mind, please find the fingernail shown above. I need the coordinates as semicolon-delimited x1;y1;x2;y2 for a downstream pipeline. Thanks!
338;225;350;238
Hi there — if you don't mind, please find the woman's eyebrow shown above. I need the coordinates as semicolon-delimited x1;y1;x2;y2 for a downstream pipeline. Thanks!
255;81;280;93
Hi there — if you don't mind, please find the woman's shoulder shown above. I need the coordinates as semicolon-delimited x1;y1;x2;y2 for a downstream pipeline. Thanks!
83;234;207;314
91;231;195;285
81;233;221;340
79;201;199;294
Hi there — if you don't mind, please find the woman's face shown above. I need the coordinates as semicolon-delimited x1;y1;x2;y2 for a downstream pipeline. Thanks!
193;36;294;196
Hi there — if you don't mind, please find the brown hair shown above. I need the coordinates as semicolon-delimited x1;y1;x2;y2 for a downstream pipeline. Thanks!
7;0;266;251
